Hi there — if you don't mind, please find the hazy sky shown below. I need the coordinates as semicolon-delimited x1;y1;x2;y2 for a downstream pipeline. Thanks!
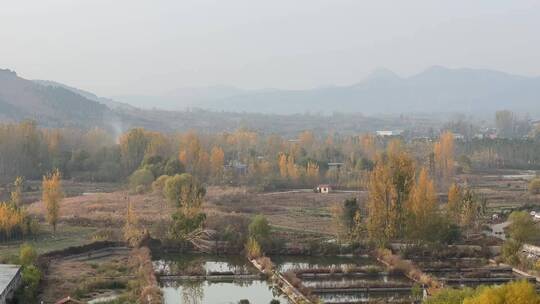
1;0;539;96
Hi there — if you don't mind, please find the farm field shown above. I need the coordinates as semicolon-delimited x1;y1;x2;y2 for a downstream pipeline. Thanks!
24;185;361;239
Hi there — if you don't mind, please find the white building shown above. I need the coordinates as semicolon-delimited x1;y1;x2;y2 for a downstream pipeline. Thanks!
0;265;21;304
316;184;332;194
376;130;404;137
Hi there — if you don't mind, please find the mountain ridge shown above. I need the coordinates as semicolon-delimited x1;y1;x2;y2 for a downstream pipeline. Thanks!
111;66;540;115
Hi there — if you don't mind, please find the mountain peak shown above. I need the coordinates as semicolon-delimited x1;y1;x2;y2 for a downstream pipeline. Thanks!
366;68;400;81
0;68;17;77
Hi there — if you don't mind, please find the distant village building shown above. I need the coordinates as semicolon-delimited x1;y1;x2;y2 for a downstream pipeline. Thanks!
226;160;248;175
376;130;404;137
453;133;465;140
316;184;332;194
0;265;22;304
327;162;344;169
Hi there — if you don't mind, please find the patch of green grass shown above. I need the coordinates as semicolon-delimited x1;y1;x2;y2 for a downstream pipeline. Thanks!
0;224;97;259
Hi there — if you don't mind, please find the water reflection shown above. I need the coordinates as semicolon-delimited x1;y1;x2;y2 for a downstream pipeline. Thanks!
162;280;286;304
154;254;252;276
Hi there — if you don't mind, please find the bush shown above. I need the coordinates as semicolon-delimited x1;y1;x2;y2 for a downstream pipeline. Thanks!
152;175;170;194
19;244;37;266
502;239;522;265
464;280;540;304
18;265;42;303
129;168;154;192
529;178;540;195
424;287;477;304
164;158;185;176
163;173;205;207
245;237;262;259
91;229;116;241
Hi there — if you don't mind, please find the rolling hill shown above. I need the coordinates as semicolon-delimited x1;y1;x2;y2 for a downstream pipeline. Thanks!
0;68;115;129
114;66;540;116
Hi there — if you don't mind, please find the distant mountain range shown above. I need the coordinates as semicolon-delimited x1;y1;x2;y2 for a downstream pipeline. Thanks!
1;66;539;134
1;68;404;135
114;66;540;115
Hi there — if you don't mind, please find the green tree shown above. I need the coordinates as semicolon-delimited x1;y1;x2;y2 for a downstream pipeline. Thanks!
19;265;42;303
169;210;206;241
129;168;155;193
249;214;271;245
120;128;150;174
164;158;185;176
508;211;539;243
529;178;540;195
163;173;206;208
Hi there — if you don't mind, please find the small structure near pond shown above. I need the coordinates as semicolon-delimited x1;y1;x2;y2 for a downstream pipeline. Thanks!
316;184;332;194
0;264;22;304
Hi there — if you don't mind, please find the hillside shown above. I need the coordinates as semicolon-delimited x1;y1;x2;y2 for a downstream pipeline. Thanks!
0;69;114;129
33;79;135;111
1;68;418;136
114;66;540;116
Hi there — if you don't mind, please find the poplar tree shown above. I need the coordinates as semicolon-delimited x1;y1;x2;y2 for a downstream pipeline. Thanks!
42;169;63;234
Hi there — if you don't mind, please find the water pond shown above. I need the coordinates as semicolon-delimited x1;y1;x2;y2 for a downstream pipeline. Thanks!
155;254;285;304
155;254;416;304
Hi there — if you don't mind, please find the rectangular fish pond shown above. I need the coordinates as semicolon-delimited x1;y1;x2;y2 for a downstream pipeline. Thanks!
154;254;418;304
154;254;287;304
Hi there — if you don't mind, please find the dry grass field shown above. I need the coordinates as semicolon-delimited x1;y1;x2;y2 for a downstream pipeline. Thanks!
458;169;540;212
25;186;364;237
41;250;131;303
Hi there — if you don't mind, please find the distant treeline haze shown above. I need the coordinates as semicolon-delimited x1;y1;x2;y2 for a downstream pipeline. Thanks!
0;121;540;190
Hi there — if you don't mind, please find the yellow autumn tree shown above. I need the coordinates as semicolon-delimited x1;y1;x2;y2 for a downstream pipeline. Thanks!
386;140;416;236
0;202;26;241
145;132;171;158
464;280;540;304
10;176;24;207
196;149;210;179
210;146;225;180
42;169;64;233
446;183;462;224
306;161;320;184
299;131;315;150
434;131;455;186
366;158;397;246
366;142;416;245
278;153;288;178
287;155;299;182
406;168;438;241
123;199;141;247
361;134;377;160
178;131;202;172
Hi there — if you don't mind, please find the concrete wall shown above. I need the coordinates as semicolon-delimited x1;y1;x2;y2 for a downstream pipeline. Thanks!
0;266;22;304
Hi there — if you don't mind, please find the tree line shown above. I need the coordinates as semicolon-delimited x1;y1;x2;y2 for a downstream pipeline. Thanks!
1;120;539;191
